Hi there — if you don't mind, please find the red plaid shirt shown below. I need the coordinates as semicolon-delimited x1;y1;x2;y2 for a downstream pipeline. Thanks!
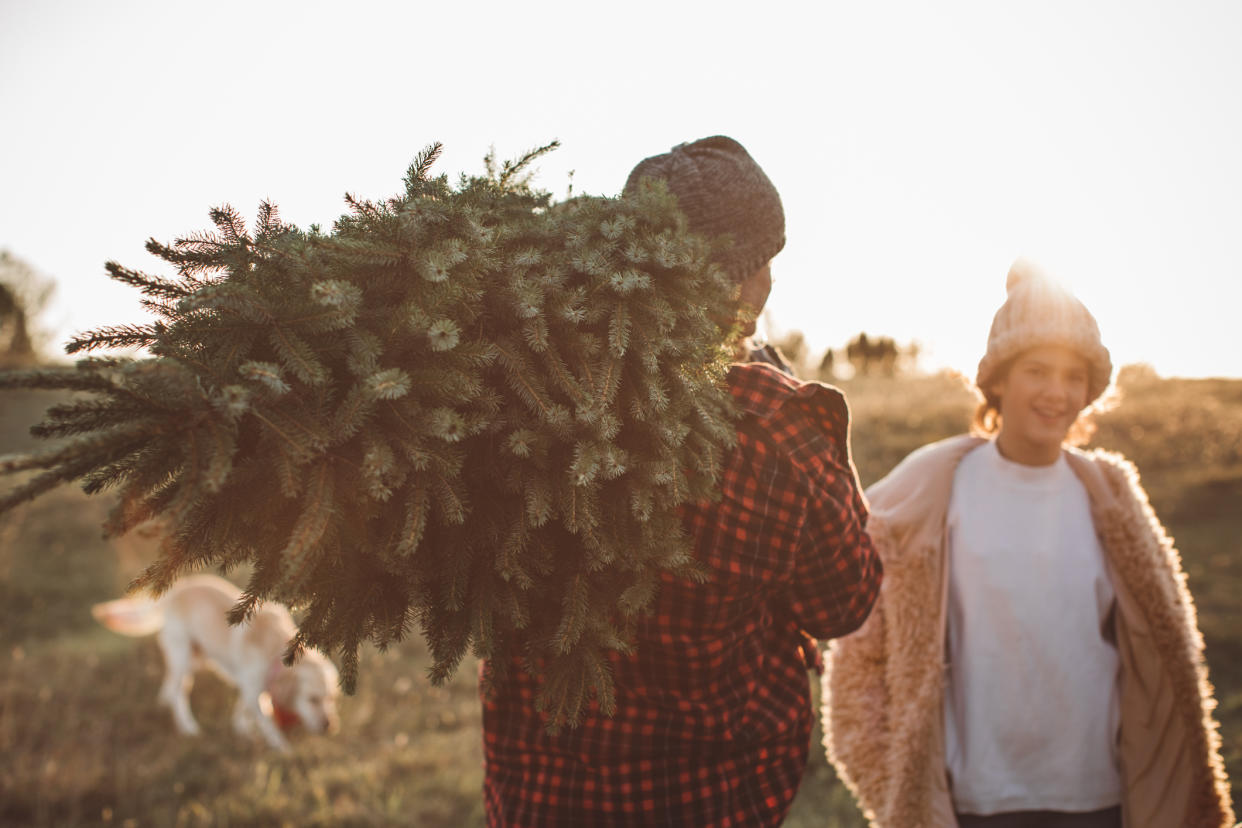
482;362;882;826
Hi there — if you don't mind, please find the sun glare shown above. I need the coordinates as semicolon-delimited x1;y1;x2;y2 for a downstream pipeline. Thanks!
0;2;1239;378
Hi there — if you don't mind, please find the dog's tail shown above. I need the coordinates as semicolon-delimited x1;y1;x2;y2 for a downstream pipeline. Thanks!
91;595;165;637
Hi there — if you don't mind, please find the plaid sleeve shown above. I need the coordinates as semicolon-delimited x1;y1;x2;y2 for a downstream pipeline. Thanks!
728;363;882;640
785;457;881;639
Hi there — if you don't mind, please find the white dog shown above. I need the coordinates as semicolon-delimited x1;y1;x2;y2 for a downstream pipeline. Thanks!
92;573;340;751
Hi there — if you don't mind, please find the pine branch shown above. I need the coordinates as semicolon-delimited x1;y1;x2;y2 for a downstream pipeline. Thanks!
268;327;327;386
392;481;429;557
104;466;182;538
496;140;561;188
145;237;227;278
104;261;191;299
343;193;386;223
30;398;154;439
63;325;163;354
0;367;109;392
0;459;93;512
492;340;554;417
255;200;286;243
405;143;444;191
209;204;250;247
272;462;335;599
0;425;151;509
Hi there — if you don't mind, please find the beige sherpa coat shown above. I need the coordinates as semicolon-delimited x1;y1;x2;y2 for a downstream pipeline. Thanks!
823;435;1234;828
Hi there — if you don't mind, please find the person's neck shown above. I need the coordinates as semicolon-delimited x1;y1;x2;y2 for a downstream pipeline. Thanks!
994;431;1062;467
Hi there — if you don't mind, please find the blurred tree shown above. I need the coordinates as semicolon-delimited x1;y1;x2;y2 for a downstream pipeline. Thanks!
757;330;924;382
845;332;919;378
0;283;31;360
0;251;56;364
1117;362;1159;388
818;348;836;380
901;340;923;375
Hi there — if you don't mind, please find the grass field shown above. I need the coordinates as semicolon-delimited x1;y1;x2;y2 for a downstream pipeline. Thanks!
2;370;1239;826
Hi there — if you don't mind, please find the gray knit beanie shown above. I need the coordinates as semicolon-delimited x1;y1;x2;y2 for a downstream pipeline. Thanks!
623;135;785;282
976;258;1113;404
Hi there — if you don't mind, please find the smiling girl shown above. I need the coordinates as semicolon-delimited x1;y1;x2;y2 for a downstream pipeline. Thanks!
823;260;1233;827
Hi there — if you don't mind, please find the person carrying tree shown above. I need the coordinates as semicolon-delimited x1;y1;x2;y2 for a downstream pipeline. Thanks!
481;135;884;826
823;260;1234;827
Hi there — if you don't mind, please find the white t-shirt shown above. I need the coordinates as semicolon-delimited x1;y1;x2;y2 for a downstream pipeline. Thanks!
943;441;1122;816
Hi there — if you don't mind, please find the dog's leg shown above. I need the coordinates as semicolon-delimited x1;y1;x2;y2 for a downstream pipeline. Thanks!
157;628;201;736
251;696;290;752
236;673;290;752
231;696;257;737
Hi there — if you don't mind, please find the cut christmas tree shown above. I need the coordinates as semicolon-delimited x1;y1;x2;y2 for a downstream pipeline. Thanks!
0;142;744;727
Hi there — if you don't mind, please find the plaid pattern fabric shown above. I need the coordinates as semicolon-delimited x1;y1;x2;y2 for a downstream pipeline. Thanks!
482;362;882;827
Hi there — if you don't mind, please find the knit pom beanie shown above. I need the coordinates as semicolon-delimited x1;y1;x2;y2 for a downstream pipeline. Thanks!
975;258;1113;404
623;136;785;282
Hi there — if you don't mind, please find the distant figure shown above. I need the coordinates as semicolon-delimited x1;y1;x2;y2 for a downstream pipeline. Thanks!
482;136;882;827
818;347;836;380
846;332;872;376
823;260;1234;827
846;332;900;378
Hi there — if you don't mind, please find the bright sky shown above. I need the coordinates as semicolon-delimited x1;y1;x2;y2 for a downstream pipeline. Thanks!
2;0;1239;378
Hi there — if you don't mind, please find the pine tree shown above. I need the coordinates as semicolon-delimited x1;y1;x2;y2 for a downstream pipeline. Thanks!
0;143;742;727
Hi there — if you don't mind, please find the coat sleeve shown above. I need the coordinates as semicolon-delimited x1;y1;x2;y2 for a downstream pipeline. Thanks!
770;375;882;639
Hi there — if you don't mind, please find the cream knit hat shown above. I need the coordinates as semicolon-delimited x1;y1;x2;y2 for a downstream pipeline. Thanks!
975;258;1113;403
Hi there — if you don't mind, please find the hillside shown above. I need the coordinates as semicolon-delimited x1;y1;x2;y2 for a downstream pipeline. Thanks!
1;372;1238;826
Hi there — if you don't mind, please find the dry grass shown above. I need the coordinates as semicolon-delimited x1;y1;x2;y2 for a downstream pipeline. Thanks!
2;372;1239;826
0;487;485;827
0;631;485;827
